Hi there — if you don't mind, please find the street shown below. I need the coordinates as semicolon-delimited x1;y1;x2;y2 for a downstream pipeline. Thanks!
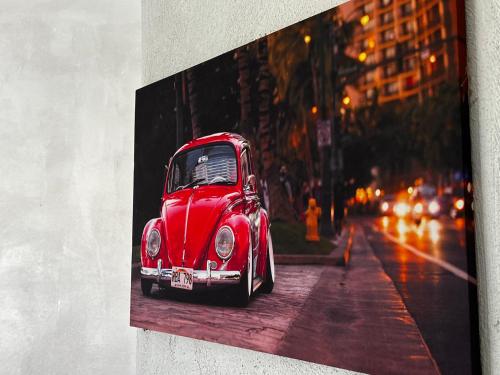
360;215;480;375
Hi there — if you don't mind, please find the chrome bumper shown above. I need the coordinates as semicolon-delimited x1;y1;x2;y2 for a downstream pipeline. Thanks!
140;260;241;287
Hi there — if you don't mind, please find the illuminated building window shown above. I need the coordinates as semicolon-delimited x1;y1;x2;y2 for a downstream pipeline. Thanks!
380;0;392;8
362;2;374;13
381;29;395;42
380;11;394;25
400;2;412;17
384;82;399;95
383;63;398;78
366;71;375;83
366;88;376;99
401;21;413;35
383;46;396;59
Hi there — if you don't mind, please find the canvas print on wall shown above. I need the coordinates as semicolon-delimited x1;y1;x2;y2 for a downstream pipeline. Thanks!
130;1;479;373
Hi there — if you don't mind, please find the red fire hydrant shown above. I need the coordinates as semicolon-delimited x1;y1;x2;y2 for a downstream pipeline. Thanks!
305;197;322;242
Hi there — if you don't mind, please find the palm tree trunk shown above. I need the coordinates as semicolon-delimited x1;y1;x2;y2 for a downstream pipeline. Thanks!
258;38;295;222
237;46;252;138
186;68;201;139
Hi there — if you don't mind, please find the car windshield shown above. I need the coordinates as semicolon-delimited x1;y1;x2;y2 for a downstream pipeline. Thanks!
168;143;238;193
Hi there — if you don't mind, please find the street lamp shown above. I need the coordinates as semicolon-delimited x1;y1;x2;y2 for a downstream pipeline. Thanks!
304;34;312;45
342;96;351;106
360;14;370;26
311;105;318;114
429;54;437;64
358;51;368;62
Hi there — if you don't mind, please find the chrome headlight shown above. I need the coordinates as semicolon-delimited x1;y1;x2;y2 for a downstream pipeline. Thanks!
146;228;161;258
215;226;234;260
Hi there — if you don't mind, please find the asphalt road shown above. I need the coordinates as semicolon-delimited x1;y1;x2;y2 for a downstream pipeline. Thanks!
359;215;481;375
130;224;439;374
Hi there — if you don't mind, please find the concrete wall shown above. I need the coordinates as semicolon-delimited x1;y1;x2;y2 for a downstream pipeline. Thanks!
0;0;499;374
0;1;140;374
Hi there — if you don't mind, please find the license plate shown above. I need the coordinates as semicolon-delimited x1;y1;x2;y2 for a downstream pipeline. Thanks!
171;267;193;290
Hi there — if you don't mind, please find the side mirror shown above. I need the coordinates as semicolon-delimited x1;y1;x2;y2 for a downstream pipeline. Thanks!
244;175;257;193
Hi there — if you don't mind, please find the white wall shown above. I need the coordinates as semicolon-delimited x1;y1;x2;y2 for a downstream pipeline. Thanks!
465;1;500;373
0;0;499;374
0;1;140;374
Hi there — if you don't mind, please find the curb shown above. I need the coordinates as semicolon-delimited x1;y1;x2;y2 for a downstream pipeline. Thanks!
275;225;354;267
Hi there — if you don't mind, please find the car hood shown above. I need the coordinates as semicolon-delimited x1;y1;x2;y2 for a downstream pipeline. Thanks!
162;186;240;269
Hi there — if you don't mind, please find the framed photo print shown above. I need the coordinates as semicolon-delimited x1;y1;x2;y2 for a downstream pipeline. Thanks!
131;1;479;373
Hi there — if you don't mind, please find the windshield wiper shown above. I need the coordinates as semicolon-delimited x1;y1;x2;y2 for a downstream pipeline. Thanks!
176;178;205;191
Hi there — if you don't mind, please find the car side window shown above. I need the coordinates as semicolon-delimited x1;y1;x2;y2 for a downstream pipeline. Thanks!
241;149;250;187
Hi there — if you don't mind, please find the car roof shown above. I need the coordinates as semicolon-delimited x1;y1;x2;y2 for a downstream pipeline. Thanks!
174;132;248;156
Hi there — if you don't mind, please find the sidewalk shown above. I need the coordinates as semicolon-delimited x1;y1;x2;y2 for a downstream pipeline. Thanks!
276;224;440;375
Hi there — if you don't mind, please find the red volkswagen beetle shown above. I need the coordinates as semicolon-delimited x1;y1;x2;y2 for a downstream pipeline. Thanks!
140;133;275;306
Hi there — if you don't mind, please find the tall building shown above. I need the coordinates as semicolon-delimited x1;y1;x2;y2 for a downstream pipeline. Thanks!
339;0;467;106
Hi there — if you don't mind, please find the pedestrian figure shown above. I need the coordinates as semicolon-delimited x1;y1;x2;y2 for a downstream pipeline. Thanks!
305;197;322;242
279;165;294;204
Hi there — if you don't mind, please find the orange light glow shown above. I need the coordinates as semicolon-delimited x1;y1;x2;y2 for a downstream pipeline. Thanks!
304;35;312;44
311;105;318;114
342;96;351;106
455;198;465;210
429;54;437;64
382;216;389;229
360;15;370;26
358;51;368;63
428;220;441;244
397;219;409;242
368;38;376;49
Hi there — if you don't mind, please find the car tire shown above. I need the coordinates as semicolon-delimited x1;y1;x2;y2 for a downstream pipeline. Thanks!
141;278;153;296
234;242;252;307
261;231;275;294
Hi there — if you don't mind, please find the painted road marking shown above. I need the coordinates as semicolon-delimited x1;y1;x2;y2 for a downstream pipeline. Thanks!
373;226;477;285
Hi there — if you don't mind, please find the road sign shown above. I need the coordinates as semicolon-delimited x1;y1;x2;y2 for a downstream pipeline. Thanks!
317;120;331;148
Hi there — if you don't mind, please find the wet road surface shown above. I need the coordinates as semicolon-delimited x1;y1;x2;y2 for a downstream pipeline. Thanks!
360;215;481;375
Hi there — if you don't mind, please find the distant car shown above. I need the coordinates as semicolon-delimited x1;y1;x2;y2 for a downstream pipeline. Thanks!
410;185;440;223
379;193;412;218
440;185;468;219
140;133;275;306
379;194;396;216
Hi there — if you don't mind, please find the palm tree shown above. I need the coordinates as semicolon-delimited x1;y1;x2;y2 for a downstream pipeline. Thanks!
186;68;202;139
257;37;296;222
236;46;252;138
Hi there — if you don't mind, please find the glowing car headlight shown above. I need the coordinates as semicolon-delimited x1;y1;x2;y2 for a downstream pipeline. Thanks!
429;200;440;215
455;198;465;210
394;202;410;217
146;228;161;258
215;226;235;260
413;202;423;215
381;202;389;213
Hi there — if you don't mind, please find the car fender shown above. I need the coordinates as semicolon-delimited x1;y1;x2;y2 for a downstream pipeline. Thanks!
141;218;169;269
257;208;271;277
207;207;252;275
